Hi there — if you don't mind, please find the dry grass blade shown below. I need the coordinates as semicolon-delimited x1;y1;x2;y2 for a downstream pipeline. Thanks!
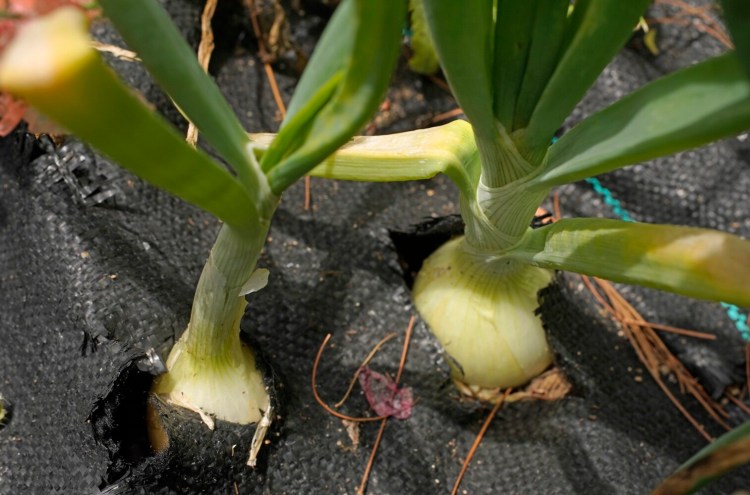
197;0;218;75
357;316;416;495
186;0;218;146
91;41;139;61
451;388;512;495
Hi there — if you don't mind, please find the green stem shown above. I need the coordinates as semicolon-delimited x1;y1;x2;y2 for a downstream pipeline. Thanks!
461;130;548;252
153;220;275;424
474;124;535;188
461;179;549;252
185;222;271;363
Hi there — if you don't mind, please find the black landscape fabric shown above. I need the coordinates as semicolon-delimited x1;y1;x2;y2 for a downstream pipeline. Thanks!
1;1;749;493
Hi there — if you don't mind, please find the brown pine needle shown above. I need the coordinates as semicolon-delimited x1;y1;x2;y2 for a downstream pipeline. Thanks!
451;388;512;495
395;316;415;384
358;419;388;495
586;276;732;440
430;107;464;124
725;392;750;416
245;0;268;58
263;62;287;121
335;332;398;408
304;176;312;211
245;1;287;120
552;192;561;221
580;275;618;315
647;17;733;49
312;334;387;423
650;0;733;48
427;74;452;93
549;200;734;435
187;0;218;147
357;316;416;495
617;318;717;340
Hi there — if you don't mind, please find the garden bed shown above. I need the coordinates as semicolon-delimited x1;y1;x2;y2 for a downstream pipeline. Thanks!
0;0;748;493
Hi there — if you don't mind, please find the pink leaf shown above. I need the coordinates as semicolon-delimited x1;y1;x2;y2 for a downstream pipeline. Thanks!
358;367;414;420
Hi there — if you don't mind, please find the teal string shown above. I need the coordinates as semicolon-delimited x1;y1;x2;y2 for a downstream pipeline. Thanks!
585;178;634;223
580;174;749;342
720;303;750;342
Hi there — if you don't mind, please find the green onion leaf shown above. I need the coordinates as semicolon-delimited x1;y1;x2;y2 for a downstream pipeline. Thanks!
0;8;258;232
492;0;569;132
408;0;440;75
98;0;268;200
723;0;750;79
509;218;750;307
281;0;356;126
510;0;569;131
422;0;495;138
492;0;536;130
266;0;405;194
252;120;477;196
530;53;750;189
259;69;343;174
524;0;650;151
652;421;750;495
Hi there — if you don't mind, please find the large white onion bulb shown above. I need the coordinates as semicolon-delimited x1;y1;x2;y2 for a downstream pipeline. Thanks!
413;236;553;394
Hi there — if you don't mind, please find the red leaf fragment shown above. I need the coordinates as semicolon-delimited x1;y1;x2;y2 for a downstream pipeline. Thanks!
358;367;413;420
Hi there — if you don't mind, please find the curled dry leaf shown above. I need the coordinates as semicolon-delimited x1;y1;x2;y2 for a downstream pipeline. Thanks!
358;367;414;420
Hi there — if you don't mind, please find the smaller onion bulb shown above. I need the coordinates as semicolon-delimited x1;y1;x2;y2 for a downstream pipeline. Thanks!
413;236;553;396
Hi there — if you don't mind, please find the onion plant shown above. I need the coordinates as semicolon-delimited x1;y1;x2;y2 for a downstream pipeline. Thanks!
5;0;750;426
256;1;750;399
0;0;404;426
